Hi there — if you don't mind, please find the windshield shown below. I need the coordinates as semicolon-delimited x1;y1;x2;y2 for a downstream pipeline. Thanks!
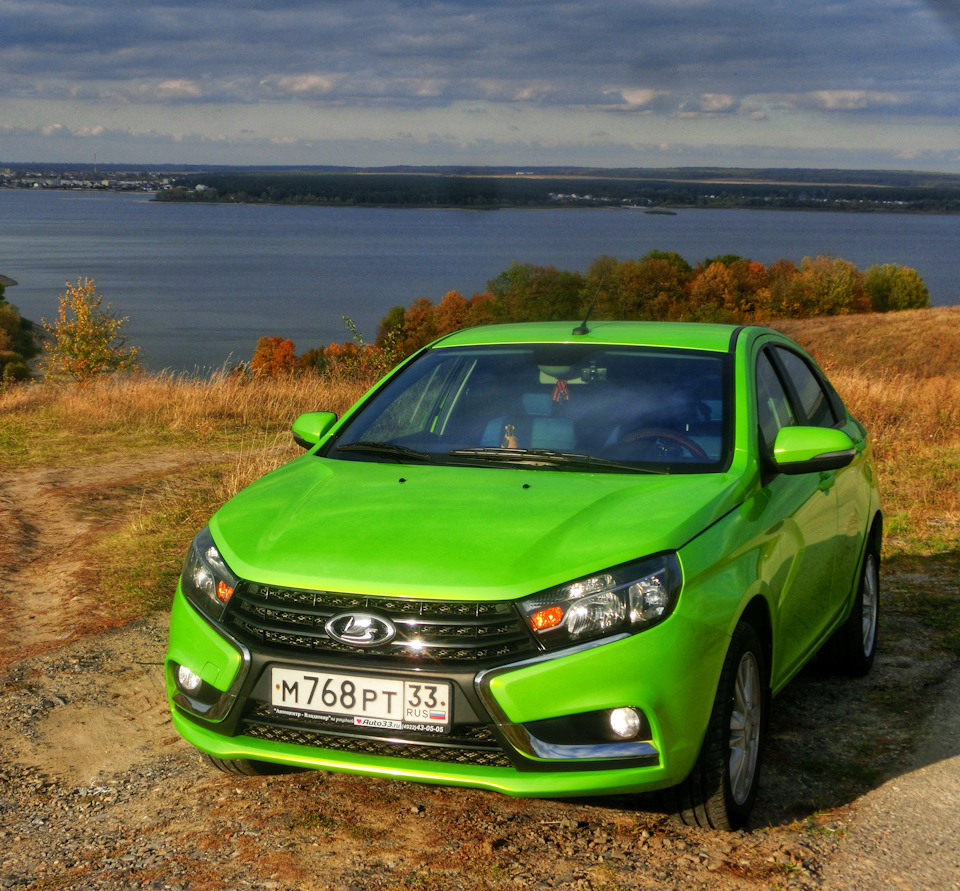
326;344;731;473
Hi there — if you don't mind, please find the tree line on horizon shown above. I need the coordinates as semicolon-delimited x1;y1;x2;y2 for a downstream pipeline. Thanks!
155;168;960;212
0;250;933;386
249;250;931;381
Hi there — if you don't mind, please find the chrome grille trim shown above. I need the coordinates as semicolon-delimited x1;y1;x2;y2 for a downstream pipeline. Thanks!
223;584;537;664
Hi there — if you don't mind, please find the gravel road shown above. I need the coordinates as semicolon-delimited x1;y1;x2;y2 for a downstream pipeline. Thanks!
1;455;958;890
818;668;960;890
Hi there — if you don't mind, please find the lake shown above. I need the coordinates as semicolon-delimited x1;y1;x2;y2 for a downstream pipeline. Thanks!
1;189;957;372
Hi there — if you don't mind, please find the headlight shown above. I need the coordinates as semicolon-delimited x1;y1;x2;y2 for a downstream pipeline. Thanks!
519;554;682;649
180;526;239;620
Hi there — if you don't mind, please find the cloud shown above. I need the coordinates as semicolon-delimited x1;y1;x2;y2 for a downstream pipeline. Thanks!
808;91;903;111
0;0;950;112
0;0;959;168
677;94;741;116
619;89;672;110
260;74;340;98
152;80;205;100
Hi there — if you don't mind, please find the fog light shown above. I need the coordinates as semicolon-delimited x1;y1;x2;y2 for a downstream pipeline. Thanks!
609;707;642;740
177;664;203;692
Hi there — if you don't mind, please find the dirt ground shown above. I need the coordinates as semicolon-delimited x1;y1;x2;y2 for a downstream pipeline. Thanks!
1;451;958;890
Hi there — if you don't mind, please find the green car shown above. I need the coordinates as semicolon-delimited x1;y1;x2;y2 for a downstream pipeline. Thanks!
166;320;881;830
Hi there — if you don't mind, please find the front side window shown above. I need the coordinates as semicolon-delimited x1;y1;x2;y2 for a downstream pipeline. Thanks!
756;350;796;454
326;344;731;473
774;347;839;428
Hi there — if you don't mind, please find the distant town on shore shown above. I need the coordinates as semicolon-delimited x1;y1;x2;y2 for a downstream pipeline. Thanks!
4;163;960;212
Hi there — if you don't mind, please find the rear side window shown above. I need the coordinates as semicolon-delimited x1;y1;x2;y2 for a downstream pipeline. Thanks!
774;348;840;428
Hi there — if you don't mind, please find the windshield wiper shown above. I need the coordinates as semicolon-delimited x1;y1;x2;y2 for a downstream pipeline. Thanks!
336;441;433;462
446;447;664;474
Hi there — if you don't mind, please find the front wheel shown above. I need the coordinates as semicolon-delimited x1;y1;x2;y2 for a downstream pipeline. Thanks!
666;621;768;831
201;753;301;776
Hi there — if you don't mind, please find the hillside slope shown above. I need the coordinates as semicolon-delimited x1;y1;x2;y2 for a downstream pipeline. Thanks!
773;305;960;377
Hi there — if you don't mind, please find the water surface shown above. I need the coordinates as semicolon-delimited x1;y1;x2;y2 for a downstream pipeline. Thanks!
1;190;956;371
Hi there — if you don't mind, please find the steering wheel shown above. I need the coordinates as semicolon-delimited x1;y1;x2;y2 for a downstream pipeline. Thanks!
622;427;709;460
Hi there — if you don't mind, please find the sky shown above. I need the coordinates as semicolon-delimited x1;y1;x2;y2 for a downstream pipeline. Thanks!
2;0;960;171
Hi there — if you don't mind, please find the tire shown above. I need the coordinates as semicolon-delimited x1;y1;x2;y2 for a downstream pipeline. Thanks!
201;753;299;776
667;621;768;831
823;546;880;677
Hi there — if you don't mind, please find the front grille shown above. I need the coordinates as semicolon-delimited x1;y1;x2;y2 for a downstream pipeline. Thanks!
223;584;537;664
241;708;514;768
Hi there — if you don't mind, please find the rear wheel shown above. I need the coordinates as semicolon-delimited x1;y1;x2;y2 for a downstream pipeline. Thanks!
667;621;768;831
823;546;880;677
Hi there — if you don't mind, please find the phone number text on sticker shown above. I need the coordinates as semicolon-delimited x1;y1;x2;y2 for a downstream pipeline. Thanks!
271;668;451;732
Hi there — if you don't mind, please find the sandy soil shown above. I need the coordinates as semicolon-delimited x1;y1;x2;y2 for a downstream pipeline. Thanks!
1;451;957;890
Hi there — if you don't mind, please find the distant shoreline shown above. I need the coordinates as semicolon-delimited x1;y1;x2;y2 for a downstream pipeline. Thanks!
6;163;960;213
3;185;959;216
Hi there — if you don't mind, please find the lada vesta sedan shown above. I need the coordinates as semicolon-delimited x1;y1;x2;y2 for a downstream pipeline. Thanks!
167;320;881;830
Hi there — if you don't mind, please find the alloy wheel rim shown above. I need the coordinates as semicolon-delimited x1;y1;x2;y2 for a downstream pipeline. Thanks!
728;651;762;806
861;554;879;656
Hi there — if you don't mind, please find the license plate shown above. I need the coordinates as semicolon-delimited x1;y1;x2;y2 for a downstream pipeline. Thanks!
270;668;451;734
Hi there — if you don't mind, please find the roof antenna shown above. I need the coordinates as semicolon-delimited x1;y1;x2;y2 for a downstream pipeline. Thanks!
572;271;605;336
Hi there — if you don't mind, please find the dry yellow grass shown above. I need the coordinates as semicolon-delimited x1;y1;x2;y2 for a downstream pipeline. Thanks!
772;307;960;561
772;305;960;379
1;369;368;442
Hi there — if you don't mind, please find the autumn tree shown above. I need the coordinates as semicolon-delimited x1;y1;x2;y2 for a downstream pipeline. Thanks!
687;261;741;322
434;289;471;336
375;305;407;351
795;256;870;316
487;262;583;322
765;259;803;318
864;264;931;312
250;336;297;376
400;297;440;356
687;256;770;321
584;251;693;321
0;298;39;382
316;317;399;383
40;278;140;383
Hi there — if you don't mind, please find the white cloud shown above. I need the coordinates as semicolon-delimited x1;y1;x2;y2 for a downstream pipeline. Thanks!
150;80;205;100
260;74;340;97
620;89;671;109
807;90;907;111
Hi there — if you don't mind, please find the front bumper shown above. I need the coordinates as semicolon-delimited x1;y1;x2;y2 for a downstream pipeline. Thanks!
166;586;727;797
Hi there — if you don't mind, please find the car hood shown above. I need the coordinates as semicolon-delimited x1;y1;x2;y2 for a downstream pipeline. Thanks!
211;456;745;600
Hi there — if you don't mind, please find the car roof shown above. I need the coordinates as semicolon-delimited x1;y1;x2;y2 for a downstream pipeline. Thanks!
432;320;741;352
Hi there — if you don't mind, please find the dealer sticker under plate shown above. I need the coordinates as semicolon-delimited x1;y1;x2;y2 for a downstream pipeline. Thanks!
270;667;451;734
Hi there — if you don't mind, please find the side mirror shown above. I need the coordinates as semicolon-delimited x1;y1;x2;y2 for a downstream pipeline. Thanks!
772;426;856;474
292;411;338;449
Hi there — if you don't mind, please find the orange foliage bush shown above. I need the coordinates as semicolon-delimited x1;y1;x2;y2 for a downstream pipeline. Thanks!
250;336;297;377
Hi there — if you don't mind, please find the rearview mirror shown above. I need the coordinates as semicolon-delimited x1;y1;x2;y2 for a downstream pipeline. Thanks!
292;411;338;449
772;426;856;474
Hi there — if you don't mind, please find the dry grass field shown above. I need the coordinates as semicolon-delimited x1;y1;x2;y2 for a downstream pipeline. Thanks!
775;306;960;569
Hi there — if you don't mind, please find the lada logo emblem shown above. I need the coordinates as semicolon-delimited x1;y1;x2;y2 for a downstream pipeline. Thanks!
326;612;396;647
